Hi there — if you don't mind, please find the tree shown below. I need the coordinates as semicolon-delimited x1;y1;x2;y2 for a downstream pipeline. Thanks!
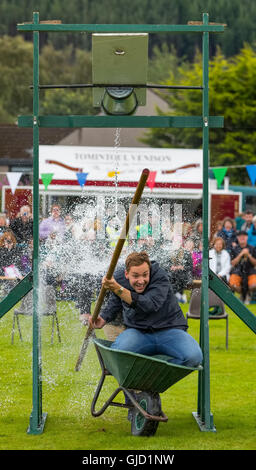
0;36;95;123
0;35;33;122
141;44;256;185
1;0;256;59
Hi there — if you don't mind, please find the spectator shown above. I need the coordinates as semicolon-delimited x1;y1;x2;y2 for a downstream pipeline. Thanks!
229;230;256;303
240;209;254;233
20;238;33;275
40;231;63;288
211;220;224;242
247;216;256;247
217;217;237;253
0;213;9;237
192;240;203;280
62;213;76;243
182;222;193;243
9;205;33;245
39;204;65;241
0;230;23;278
190;219;203;250
235;212;245;231
209;237;231;283
162;246;193;303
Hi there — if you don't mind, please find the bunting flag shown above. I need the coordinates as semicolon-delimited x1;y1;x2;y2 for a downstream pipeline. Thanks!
108;171;120;178
246;165;256;185
76;172;88;188
146;171;157;191
41;173;54;191
6;172;22;195
212;167;228;188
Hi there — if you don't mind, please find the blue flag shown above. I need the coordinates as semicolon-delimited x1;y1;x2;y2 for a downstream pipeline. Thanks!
76;172;88;187
246;165;256;185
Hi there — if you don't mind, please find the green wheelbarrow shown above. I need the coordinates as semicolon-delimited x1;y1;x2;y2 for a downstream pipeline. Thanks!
91;338;202;436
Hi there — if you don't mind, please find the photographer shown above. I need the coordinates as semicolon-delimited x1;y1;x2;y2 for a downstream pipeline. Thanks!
229;230;256;303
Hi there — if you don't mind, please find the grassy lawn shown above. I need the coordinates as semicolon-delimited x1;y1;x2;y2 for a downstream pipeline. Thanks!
0;298;255;450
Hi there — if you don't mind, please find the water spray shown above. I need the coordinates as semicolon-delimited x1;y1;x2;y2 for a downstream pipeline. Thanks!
75;168;149;371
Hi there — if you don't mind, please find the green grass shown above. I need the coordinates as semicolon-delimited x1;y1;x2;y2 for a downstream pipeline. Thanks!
0;298;255;450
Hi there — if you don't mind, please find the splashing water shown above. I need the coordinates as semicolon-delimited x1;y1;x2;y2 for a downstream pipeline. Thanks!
114;127;121;218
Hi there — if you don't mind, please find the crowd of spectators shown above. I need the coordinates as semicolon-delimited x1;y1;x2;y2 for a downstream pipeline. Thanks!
1;203;256;306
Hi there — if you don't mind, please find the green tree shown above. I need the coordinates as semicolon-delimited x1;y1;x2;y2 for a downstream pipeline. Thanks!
1;0;256;59
0;35;33;122
0;36;95;122
141;44;256;185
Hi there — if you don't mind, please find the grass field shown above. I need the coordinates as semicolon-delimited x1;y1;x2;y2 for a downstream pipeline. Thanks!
0;297;255;451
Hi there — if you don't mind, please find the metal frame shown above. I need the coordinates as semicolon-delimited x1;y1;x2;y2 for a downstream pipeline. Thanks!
2;11;254;435
6;11;222;434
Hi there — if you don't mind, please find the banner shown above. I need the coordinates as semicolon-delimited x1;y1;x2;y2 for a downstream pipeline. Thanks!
6;172;22;195
41;173;54;191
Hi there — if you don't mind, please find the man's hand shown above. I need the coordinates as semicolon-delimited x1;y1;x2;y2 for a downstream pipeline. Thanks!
241;248;249;258
88;315;106;329
102;275;120;292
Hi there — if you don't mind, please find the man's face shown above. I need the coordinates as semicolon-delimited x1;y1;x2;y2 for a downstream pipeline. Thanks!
125;262;150;293
237;235;248;248
245;213;253;223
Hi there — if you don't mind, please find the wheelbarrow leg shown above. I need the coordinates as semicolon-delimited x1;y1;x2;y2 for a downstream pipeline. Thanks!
91;344;129;417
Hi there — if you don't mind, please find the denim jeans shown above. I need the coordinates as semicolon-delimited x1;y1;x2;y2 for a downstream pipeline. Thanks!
111;328;203;368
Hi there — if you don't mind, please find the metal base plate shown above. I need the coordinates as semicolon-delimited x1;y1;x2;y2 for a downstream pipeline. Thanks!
192;412;216;432
27;412;48;435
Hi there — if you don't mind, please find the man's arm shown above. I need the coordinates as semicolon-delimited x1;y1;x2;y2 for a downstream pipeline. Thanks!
231;249;245;267
247;250;256;267
89;282;123;329
102;276;132;305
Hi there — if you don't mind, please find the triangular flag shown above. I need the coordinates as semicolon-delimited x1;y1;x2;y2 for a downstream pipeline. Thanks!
76;172;88;187
212;167;227;188
246;165;256;185
146;171;157;191
6;172;22;195
41;173;54;190
108;171;120;178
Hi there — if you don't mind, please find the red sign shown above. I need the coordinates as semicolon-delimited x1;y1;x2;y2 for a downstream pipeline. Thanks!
210;193;240;239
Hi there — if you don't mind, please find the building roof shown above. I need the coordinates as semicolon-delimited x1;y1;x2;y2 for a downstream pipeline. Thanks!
0;125;73;168
58;90;169;147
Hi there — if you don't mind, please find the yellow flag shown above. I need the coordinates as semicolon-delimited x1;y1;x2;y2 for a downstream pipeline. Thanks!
108;171;120;177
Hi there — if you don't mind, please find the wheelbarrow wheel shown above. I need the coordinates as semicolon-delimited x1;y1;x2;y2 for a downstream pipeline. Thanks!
130;391;161;437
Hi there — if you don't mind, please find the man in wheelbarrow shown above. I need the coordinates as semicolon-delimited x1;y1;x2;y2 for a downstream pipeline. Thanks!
87;251;203;368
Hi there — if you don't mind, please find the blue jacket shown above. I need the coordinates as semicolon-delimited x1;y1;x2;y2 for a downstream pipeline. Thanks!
247;225;256;247
100;260;188;331
217;228;237;253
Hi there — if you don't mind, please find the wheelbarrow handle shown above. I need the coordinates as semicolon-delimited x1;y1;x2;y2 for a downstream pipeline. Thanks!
75;168;149;371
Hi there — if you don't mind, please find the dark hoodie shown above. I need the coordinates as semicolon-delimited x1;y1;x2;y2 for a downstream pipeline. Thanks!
100;260;188;332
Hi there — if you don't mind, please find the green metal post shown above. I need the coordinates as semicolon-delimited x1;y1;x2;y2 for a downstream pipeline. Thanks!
27;11;47;435
192;13;215;432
